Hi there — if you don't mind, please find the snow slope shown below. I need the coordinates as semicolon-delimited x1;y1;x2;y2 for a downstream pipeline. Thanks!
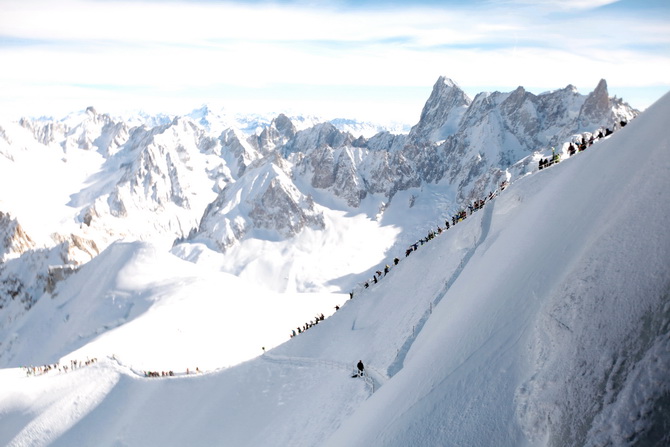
0;93;668;446
1;241;347;372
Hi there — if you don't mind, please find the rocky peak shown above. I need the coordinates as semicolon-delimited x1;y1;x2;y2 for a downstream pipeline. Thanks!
408;76;472;144
273;113;297;139
499;86;542;144
253;113;297;155
220;128;260;178
18;118;68;147
191;160;324;251
578;79;612;127
281;122;355;156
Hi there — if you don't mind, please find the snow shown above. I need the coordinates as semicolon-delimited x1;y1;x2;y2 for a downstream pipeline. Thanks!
0;93;668;446
2;241;347;372
0;122;106;245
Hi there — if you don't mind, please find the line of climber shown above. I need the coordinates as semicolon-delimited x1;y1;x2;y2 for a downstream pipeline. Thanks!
22;357;98;377
144;367;202;378
356;118;631;297
355;182;507;294
290;313;326;338
282;118;632;348
539;120;628;170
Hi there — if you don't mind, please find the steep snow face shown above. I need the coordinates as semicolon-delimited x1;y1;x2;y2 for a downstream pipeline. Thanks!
321;92;670;447
327;92;670;446
512;96;670;447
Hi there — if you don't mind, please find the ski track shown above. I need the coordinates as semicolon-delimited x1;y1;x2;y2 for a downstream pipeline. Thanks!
387;191;496;378
262;353;386;393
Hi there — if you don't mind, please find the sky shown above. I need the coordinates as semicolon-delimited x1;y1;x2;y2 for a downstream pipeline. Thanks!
0;0;668;123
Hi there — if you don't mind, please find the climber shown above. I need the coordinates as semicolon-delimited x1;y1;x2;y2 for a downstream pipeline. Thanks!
352;360;365;378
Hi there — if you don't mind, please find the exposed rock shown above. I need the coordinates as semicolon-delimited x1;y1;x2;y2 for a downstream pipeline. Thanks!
0;212;35;260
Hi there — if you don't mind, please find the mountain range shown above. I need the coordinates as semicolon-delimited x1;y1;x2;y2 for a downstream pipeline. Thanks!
0;77;636;309
0;77;666;447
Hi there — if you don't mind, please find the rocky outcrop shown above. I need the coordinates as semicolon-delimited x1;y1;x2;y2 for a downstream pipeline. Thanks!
0;212;34;261
192;157;324;252
282;122;355;156
246;113;297;156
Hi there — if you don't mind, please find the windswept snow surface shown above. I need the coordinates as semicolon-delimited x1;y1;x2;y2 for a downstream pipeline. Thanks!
0;94;669;446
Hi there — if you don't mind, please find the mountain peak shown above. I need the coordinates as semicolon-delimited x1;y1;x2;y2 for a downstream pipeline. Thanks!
437;75;458;88
578;78;612;128
408;75;471;143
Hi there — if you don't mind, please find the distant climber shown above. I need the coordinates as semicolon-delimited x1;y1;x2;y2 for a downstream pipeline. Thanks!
352;360;365;378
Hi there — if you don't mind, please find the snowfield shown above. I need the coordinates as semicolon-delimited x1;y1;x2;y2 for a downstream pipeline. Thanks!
0;92;668;446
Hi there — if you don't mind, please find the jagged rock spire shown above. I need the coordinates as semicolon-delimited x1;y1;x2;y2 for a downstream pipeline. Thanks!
408;76;471;144
578;79;612;128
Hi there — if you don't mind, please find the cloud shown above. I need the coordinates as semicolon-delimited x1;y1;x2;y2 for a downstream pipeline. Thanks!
0;0;667;119
494;0;621;12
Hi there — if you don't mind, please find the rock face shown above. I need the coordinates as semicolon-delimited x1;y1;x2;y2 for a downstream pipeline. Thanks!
252;113;297;155
0;212;35;261
193;157;324;252
579;78;612;126
408;76;472;145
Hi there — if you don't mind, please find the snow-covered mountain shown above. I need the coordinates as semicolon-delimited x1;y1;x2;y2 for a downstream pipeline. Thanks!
0;88;666;447
0;76;639;333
